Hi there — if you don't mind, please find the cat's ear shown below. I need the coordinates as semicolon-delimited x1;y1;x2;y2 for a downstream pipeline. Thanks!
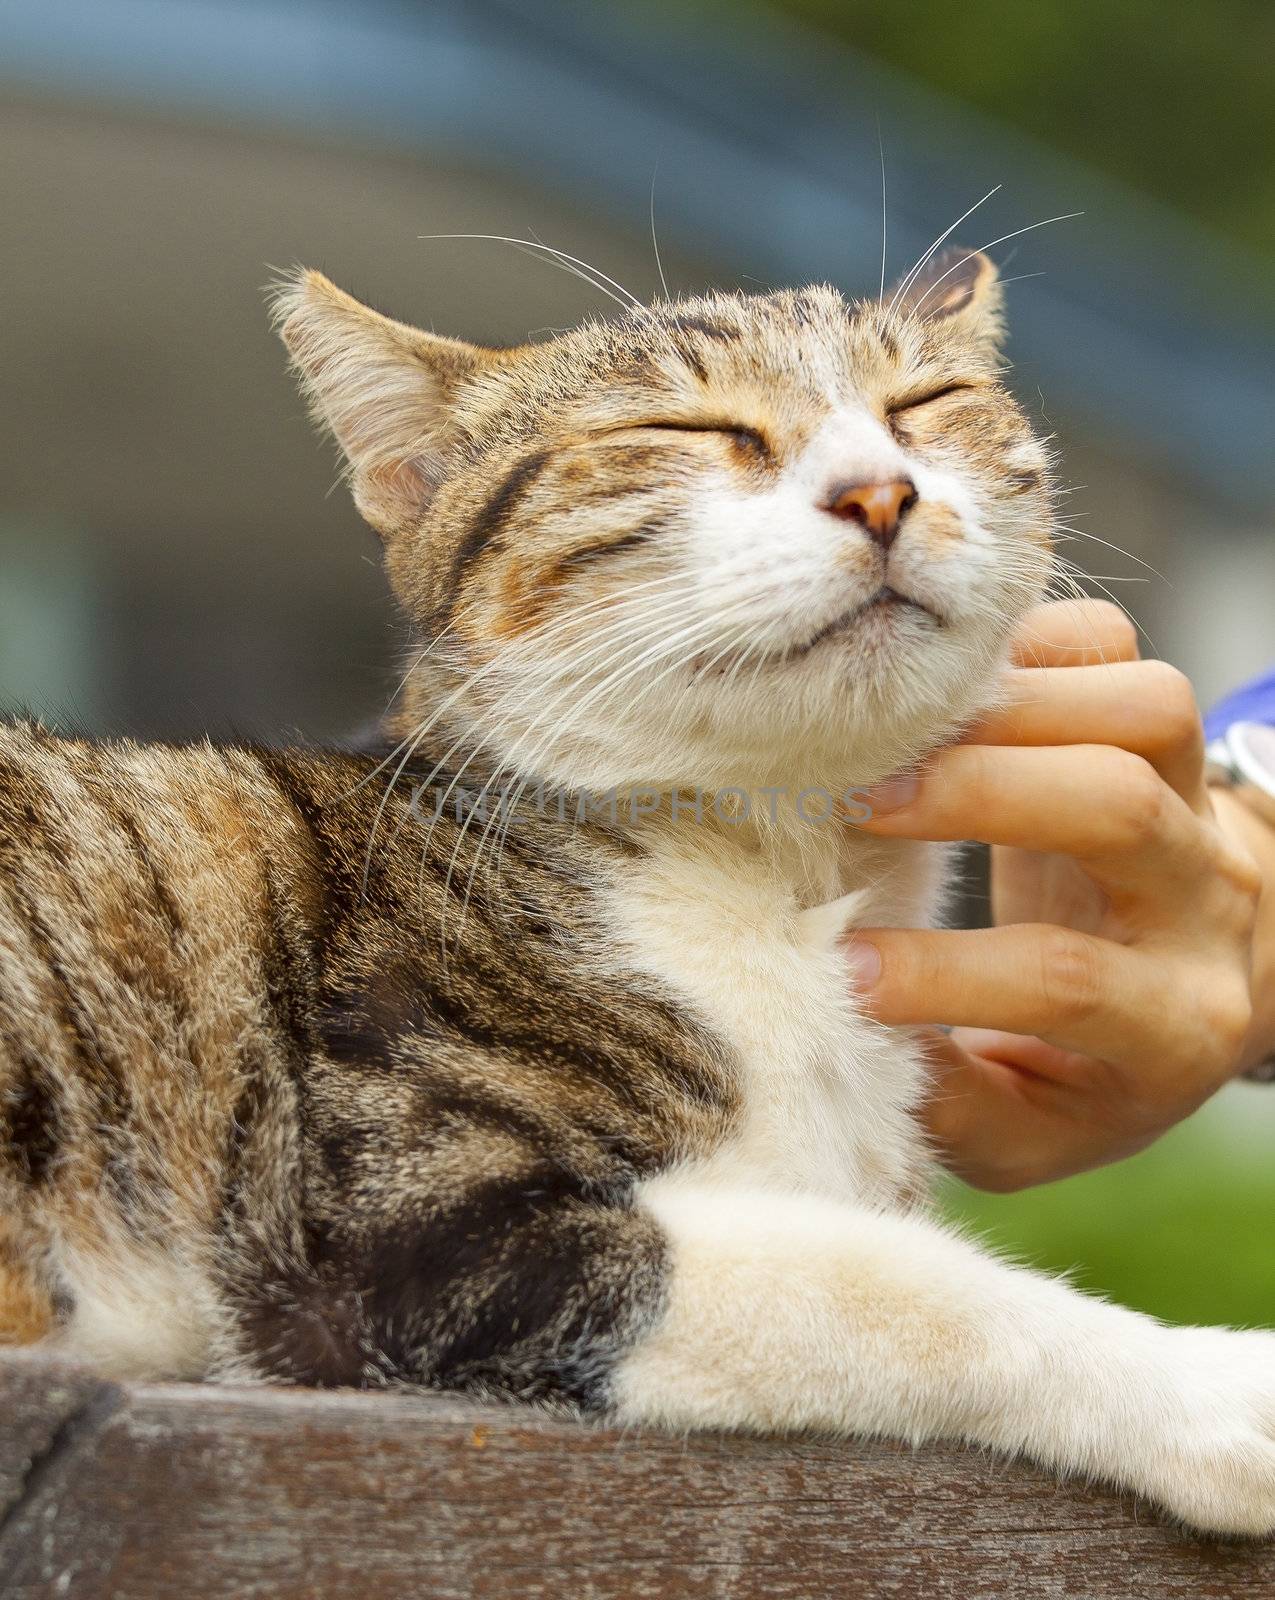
889;247;1004;349
272;269;486;537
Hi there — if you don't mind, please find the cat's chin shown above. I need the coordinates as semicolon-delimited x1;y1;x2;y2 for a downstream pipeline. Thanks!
744;614;1004;721
687;582;942;682
797;594;943;675
473;604;1019;806
537;705;973;808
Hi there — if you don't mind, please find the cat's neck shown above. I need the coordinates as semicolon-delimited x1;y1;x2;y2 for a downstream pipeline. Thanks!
383;652;969;910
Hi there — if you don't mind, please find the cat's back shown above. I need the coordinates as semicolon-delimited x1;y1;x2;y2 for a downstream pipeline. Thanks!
0;722;736;1378
0;718;301;1087
0;717;729;1134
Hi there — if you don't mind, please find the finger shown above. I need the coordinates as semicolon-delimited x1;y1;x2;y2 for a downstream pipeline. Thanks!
945;1026;1101;1080
855;743;1207;898
1009;599;1141;668
845;924;1243;1090
846;924;1170;1067
917;1027;1157;1189
963;660;1207;806
914;1028;1039;1190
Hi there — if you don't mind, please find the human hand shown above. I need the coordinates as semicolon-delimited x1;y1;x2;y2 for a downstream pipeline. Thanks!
845;599;1266;1190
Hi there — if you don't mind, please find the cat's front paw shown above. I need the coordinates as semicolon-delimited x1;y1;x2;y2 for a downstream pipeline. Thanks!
1137;1326;1275;1537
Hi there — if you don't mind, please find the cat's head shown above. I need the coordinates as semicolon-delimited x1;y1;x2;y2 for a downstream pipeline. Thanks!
275;252;1053;794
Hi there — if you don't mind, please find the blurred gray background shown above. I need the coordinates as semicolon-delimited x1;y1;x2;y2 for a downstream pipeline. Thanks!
2;0;1273;745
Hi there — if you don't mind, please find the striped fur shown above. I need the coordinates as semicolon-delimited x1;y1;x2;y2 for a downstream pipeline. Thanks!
3;250;1275;1536
0;726;729;1391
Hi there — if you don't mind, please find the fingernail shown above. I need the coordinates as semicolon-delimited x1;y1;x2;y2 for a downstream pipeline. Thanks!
859;772;919;815
843;940;882;990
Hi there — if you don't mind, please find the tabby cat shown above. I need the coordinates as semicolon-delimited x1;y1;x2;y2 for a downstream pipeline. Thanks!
1;246;1273;1537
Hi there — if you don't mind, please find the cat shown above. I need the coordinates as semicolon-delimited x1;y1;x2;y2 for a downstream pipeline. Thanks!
0;245;1272;1538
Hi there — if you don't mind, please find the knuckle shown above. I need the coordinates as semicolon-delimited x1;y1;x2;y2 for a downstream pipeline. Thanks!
964;748;1003;815
1173;974;1254;1090
1020;599;1137;663
1219;841;1264;912
1141;660;1204;754
1105;613;1140;658
1085;600;1139;658
916;936;957;998
1195;827;1263;933
1198;979;1254;1064
1036;927;1105;1024
1104;751;1169;847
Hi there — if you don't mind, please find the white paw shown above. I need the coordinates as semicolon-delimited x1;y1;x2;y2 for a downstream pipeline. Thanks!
1134;1326;1275;1537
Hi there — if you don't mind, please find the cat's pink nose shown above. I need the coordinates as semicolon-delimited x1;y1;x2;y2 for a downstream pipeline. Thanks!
823;477;917;551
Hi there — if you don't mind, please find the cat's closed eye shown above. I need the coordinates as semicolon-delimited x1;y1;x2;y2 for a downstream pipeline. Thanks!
638;420;771;460
887;381;978;416
885;381;981;441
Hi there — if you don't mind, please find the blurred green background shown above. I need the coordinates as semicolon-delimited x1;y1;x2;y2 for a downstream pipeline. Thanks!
944;1088;1275;1328
650;0;1275;265
0;0;1272;1328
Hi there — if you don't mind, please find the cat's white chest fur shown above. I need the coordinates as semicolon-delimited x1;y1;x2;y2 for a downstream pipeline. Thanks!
604;823;948;1207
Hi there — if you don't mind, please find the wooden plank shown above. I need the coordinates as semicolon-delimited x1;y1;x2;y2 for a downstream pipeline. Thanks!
0;1352;1272;1598
0;1352;122;1528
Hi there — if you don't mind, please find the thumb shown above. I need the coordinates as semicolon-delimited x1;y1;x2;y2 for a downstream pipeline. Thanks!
914;1026;1058;1191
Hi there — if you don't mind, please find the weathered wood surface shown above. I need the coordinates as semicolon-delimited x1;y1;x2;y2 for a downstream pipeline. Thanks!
0;1351;1271;1599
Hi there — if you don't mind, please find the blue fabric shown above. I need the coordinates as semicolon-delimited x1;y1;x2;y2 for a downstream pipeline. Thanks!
1204;667;1275;740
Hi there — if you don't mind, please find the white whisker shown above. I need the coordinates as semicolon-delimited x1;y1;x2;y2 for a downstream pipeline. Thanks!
877;120;889;300
1053;525;1167;582
354;571;698;880
418;234;641;312
906;211;1084;321
403;583;713;865
650;164;670;302
887;185;1002;316
442;600;761;946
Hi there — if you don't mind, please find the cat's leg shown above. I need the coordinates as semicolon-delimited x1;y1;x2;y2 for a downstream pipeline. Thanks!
611;1178;1275;1537
0;1029;58;1345
0;1052;227;1377
0;1215;54;1345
